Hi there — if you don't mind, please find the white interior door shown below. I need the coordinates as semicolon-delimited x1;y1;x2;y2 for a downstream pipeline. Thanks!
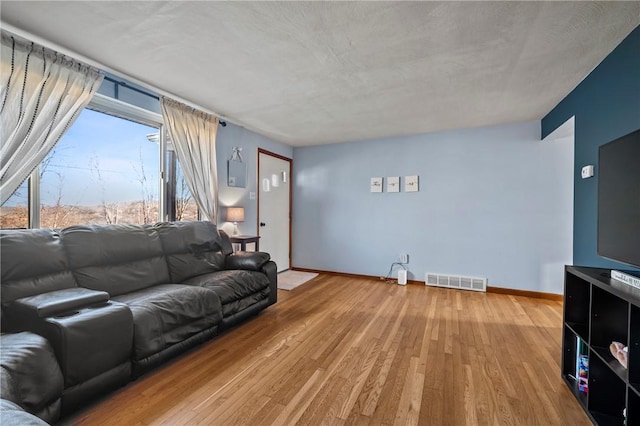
258;151;291;272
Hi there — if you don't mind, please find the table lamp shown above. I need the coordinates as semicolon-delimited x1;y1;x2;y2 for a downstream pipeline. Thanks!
226;207;245;235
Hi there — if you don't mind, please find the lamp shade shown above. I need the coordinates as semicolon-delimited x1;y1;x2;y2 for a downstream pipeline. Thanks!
226;207;245;223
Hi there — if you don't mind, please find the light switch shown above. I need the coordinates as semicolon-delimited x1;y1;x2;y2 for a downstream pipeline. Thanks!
581;165;594;179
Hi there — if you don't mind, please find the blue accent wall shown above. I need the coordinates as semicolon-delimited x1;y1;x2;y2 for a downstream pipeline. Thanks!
542;25;640;270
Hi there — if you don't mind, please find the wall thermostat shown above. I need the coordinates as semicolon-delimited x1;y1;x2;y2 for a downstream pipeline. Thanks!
581;165;595;179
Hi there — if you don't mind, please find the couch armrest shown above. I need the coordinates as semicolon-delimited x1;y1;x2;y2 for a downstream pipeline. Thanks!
13;288;109;318
225;252;271;271
261;261;278;306
1;332;63;424
3;293;133;402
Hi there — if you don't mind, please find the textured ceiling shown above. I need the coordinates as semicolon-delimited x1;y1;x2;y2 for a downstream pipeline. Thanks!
1;2;639;146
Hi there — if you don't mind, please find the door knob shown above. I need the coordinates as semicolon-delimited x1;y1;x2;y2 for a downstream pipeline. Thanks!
260;222;266;227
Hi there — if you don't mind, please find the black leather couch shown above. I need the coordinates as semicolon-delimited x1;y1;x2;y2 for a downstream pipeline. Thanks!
0;221;277;424
1;332;60;425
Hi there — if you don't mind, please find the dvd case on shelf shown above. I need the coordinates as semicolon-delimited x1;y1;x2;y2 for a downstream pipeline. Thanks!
575;337;589;393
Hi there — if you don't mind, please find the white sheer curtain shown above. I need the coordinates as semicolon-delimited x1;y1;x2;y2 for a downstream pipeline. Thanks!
0;31;104;205
160;97;219;224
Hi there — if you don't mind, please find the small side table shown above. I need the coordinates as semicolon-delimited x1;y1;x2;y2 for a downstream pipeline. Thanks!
229;235;260;252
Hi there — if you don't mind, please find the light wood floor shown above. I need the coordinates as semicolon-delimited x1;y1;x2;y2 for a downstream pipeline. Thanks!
68;275;590;426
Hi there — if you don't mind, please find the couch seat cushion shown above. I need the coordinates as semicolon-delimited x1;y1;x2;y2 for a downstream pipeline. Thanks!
182;270;270;317
112;284;222;360
220;288;271;319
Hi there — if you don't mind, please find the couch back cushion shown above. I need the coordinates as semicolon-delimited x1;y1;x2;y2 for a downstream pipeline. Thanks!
0;229;77;304
61;224;170;296
154;221;228;283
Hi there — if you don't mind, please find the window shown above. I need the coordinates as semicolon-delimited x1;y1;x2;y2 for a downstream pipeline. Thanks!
96;74;161;114
174;164;198;221
0;75;199;229
165;141;198;222
0;181;28;229
39;109;160;227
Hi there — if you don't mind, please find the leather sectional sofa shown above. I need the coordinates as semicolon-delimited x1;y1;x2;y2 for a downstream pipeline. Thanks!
0;221;277;425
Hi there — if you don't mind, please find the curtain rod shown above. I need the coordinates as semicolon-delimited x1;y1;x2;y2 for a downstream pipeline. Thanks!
1;21;231;127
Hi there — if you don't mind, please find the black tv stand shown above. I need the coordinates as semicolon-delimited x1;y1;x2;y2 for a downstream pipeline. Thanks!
562;266;640;425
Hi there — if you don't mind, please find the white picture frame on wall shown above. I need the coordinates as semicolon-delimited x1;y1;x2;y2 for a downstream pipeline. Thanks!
370;177;383;192
405;175;419;192
387;176;400;192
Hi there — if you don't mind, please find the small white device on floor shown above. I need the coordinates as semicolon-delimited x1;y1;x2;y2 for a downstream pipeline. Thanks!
397;270;407;285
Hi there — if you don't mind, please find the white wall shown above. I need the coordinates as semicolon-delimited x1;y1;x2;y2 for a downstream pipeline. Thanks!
292;121;574;293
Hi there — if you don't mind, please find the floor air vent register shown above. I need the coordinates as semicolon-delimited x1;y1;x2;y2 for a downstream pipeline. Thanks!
425;273;487;292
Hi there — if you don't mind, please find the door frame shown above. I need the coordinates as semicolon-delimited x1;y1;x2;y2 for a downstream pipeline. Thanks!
257;148;293;270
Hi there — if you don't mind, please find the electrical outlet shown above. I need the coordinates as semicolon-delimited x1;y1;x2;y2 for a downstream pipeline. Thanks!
400;253;409;264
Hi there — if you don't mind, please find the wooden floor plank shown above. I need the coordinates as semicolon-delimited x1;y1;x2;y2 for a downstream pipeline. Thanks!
66;275;589;426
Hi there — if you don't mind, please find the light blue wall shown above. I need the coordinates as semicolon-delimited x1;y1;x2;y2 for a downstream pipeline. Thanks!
216;123;292;236
292;121;574;293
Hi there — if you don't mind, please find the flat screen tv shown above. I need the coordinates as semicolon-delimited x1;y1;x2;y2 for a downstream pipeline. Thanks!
597;128;640;268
